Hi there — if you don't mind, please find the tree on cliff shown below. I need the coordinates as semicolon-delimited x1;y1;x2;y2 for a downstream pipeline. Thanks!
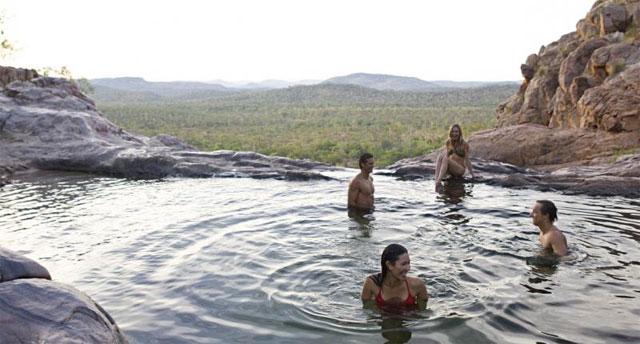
0;14;14;60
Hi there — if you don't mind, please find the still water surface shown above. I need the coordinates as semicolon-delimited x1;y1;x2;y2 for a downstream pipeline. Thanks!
1;170;639;343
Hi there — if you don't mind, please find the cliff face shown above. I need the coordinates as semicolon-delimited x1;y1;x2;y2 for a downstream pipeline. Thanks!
497;0;640;132
473;0;640;168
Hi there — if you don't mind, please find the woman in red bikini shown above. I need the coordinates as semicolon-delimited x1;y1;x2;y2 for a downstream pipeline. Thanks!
361;244;428;310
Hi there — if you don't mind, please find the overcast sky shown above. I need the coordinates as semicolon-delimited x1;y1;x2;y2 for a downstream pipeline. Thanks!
2;0;595;82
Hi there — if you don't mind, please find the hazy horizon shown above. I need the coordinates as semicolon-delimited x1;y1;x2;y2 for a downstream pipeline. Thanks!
2;0;595;82
90;73;521;84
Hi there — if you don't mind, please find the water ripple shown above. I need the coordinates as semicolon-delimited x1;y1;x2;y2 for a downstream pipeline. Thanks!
1;171;639;343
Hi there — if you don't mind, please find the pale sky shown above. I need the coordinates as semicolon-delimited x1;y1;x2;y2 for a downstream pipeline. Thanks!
2;0;595;82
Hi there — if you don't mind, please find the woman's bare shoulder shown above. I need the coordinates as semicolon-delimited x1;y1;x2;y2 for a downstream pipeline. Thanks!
407;276;425;288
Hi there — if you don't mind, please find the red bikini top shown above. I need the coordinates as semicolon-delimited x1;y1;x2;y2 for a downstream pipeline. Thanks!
374;278;416;306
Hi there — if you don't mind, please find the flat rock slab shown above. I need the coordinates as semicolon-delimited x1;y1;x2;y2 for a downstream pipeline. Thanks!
387;154;640;198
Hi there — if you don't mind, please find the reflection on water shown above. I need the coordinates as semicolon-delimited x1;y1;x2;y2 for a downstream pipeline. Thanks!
379;316;412;343
348;207;375;234
1;170;640;343
436;178;472;205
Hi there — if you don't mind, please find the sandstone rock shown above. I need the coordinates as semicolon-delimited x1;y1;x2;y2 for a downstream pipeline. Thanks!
558;38;608;95
521;64;535;81
517;72;558;125
577;18;599;40
629;0;640;26
469;123;639;168
569;76;595;105
496;33;580;128
598;3;631;35
578;62;640;132
496;89;525;127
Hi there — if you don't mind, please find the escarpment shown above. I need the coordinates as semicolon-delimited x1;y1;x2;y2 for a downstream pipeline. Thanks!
480;0;640;168
389;0;640;197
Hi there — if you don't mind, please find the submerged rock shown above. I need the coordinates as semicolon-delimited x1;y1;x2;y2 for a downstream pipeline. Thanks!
0;247;128;344
0;75;336;181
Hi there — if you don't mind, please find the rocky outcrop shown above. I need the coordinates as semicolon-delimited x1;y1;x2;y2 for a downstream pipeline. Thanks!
468;124;639;169
0;66;39;86
0;247;128;344
0;75;336;181
496;0;640;139
473;0;640;188
386;153;640;198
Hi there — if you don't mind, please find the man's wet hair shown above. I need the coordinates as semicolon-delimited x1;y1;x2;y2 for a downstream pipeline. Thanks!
536;200;558;223
359;153;373;169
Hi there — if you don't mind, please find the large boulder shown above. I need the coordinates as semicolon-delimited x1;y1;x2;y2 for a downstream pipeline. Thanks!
0;248;128;344
469;123;639;168
0;247;51;282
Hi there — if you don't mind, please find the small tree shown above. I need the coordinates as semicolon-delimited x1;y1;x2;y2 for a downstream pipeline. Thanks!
0;14;14;61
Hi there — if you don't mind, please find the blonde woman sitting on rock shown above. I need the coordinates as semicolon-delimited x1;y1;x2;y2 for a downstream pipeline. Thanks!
434;124;475;189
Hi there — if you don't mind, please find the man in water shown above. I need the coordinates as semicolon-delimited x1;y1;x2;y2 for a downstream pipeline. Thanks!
348;153;375;210
530;200;568;256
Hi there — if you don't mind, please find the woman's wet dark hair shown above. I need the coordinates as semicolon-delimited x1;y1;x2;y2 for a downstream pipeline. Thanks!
359;153;373;169
537;200;558;223
380;244;408;281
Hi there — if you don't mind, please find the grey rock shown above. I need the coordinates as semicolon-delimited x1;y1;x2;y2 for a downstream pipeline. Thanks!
0;247;128;344
0;279;128;344
387;153;640;198
0;247;51;282
0;77;337;181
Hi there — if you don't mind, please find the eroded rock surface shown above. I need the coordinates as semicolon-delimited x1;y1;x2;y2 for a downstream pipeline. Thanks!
494;0;640;160
0;76;336;181
0;247;128;344
456;0;640;196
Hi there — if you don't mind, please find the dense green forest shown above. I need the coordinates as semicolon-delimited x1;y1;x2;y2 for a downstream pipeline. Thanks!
98;83;518;167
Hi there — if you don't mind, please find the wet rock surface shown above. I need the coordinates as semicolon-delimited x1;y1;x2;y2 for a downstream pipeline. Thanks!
0;247;128;344
0;76;336;181
386;152;640;198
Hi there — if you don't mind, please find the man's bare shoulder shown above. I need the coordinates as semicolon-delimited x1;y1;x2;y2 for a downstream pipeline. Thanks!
550;228;567;242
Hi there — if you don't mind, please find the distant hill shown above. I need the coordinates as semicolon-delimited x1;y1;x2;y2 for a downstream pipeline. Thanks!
321;73;439;91
89;76;519;105
207;79;321;89
91;85;163;103
90;77;247;102
430;80;520;88
193;83;520;107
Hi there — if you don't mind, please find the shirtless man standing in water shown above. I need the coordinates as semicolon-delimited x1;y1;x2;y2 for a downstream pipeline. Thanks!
348;153;375;210
530;200;568;256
